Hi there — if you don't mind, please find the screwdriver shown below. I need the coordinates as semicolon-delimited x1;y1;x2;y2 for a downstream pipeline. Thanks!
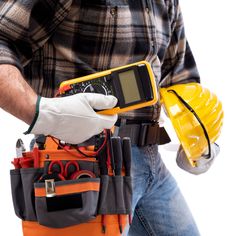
111;137;123;233
111;137;123;176
107;130;116;175
98;145;108;176
122;137;132;225
98;144;108;233
122;137;131;177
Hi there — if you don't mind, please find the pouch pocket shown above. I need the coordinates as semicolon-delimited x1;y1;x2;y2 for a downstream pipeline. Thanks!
10;168;44;221
98;175;132;215
34;178;100;228
10;169;25;219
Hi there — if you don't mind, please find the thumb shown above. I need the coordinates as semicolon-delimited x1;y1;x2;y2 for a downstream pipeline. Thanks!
84;93;118;110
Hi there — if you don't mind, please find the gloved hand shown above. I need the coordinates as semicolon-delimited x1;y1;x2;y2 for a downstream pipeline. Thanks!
25;93;118;144
176;143;220;175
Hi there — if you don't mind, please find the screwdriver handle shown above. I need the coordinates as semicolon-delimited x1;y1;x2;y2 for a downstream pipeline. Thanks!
98;147;108;175
107;130;116;175
122;137;132;176
111;137;123;176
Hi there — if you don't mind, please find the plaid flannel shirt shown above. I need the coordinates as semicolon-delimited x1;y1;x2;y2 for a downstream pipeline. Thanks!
0;0;200;120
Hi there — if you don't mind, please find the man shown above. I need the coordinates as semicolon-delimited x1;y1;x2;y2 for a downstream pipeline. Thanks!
0;0;200;235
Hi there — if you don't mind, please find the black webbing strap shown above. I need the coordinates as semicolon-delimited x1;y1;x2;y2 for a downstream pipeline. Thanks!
117;122;171;146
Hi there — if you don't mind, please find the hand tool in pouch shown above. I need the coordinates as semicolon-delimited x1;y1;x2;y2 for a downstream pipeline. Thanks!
16;138;26;157
12;139;23;168
107;130;116;175
122;137;131;177
122;137;132;225
111;137;123;233
98;139;109;233
39;160;66;184
14;139;34;168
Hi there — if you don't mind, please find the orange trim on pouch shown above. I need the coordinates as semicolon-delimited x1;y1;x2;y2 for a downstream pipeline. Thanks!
35;181;100;197
22;215;127;236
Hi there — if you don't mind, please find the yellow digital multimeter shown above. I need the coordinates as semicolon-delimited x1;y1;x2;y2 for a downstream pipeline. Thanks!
59;61;158;115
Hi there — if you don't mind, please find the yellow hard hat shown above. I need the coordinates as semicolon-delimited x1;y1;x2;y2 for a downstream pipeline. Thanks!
160;83;223;166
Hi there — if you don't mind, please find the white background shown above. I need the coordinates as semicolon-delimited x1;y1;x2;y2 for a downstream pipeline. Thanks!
0;0;235;235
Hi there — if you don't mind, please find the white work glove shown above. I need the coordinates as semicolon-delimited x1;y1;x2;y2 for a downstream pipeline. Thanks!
25;93;118;144
176;143;220;175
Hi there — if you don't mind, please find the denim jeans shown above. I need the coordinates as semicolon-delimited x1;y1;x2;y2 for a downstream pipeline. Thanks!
124;144;200;236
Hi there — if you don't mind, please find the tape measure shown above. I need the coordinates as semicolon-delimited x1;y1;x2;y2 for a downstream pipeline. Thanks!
59;61;158;115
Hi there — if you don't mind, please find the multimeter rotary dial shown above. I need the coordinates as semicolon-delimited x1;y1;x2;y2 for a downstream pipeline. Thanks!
83;83;107;95
71;79;112;96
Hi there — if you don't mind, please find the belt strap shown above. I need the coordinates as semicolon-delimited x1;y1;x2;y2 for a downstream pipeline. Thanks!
116;121;171;147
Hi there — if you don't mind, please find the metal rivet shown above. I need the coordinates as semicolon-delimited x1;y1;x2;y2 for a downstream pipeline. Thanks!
45;154;50;159
45;179;56;198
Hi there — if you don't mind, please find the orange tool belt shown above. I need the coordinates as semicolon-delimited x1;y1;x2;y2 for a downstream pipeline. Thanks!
10;133;132;236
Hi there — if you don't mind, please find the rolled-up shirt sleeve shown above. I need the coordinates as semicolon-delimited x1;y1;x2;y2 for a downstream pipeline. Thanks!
0;0;72;72
160;0;200;87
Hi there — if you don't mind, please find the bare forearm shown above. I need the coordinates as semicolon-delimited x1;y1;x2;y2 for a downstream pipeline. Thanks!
0;64;37;124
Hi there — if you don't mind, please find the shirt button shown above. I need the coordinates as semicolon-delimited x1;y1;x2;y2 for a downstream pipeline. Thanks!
110;7;117;16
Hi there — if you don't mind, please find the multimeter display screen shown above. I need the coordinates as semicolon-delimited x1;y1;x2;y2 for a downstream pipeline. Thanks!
118;70;141;104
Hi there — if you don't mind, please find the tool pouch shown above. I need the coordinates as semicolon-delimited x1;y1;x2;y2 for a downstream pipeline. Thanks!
10;162;101;227
98;175;132;215
10;136;132;236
